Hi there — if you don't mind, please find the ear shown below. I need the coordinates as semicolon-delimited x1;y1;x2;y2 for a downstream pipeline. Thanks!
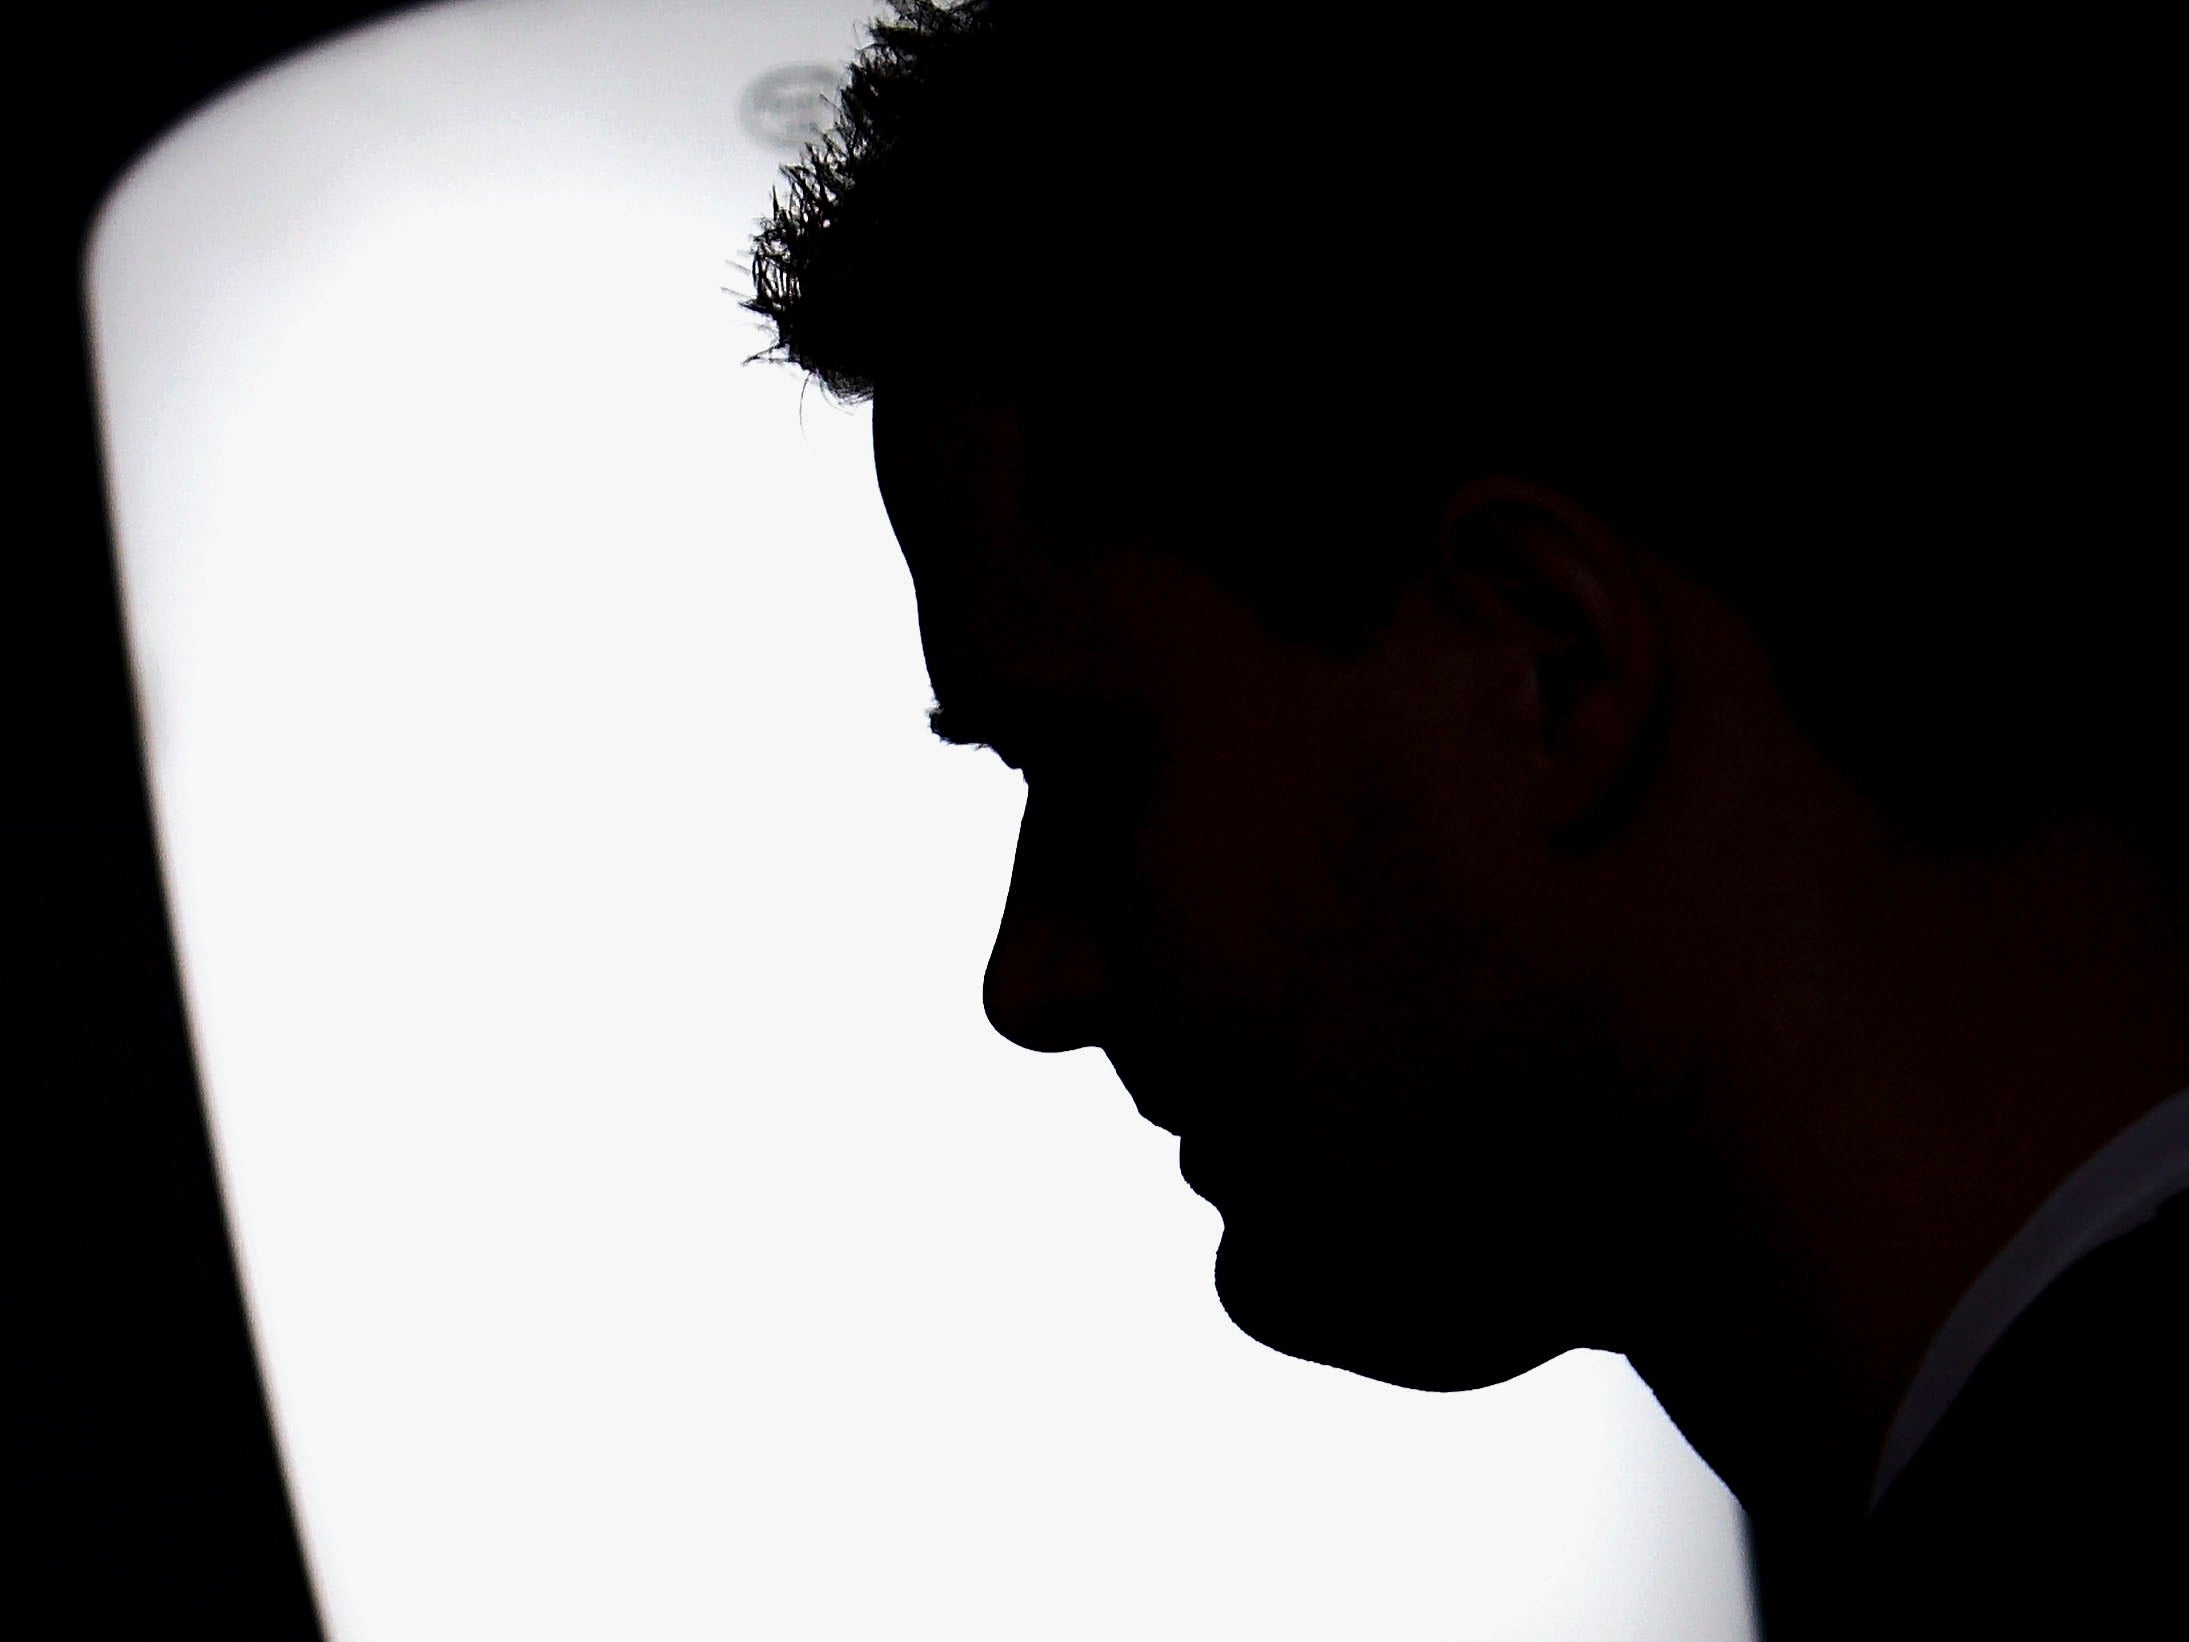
1431;475;1671;848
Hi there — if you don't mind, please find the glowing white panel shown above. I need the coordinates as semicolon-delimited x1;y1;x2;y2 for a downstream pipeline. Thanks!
82;2;1759;1637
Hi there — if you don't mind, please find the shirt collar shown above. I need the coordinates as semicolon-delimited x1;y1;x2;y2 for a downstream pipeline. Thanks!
1868;1082;2189;1514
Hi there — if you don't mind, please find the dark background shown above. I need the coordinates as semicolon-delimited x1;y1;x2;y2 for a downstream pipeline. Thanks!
11;6;419;1637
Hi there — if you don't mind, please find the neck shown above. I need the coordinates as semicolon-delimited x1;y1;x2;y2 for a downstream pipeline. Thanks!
1613;809;2189;1624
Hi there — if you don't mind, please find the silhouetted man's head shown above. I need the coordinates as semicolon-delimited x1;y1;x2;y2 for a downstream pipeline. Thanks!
755;0;2189;1535
872;373;1858;1394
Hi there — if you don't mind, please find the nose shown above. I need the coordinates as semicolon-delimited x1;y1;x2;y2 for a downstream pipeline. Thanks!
980;811;1110;1055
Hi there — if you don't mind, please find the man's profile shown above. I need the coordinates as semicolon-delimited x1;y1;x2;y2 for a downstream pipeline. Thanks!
739;5;2187;1635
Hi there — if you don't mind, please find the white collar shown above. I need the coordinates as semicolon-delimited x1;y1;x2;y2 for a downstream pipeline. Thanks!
1868;1082;2189;1514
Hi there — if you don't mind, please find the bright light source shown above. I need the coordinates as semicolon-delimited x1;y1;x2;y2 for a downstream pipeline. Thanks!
82;3;1758;1637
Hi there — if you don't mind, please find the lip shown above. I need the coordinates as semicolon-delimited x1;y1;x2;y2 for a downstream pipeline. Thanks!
1127;1086;1189;1138
1176;1132;1234;1205
1105;1049;1191;1138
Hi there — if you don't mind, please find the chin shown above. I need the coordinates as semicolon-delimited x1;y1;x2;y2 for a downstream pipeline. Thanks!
1209;1215;1570;1395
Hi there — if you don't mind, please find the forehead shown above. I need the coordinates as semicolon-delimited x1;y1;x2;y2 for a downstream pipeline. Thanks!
871;382;1167;707
870;380;1394;753
870;381;1414;808
871;380;1043;586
